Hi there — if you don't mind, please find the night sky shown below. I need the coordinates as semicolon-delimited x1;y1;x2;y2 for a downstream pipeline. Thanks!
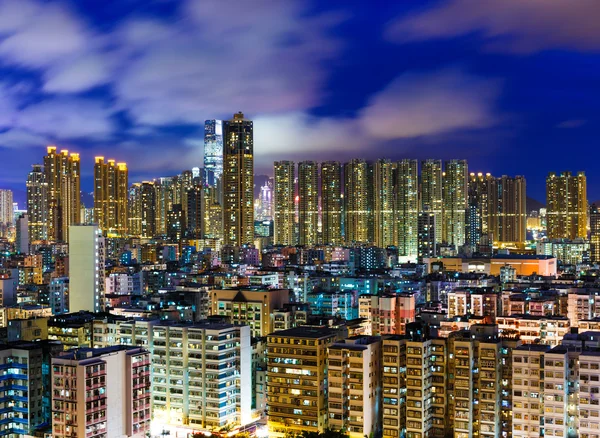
0;0;599;205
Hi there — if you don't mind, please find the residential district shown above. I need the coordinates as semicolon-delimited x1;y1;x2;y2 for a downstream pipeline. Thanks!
0;112;597;438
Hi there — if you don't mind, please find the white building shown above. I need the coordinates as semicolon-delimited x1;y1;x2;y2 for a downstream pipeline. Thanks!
69;225;105;312
150;322;252;434
328;336;382;438
512;344;548;437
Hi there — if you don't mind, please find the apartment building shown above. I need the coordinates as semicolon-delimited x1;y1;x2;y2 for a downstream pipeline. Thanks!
512;344;548;437
447;326;503;438
328;336;382;437
381;331;448;438
267;326;338;437
567;289;600;327
51;346;151;438
151;322;252;433
209;288;289;337
0;342;62;436
358;293;416;335
447;288;500;319
512;332;600;438
496;315;570;347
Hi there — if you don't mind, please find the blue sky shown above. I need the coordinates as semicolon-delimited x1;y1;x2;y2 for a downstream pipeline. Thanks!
0;0;599;205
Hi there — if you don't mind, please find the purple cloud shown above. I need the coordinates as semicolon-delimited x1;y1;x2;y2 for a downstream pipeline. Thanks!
16;98;115;139
387;0;600;53
253;69;500;165
360;69;499;139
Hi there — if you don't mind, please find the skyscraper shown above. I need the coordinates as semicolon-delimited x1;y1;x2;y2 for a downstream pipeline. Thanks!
186;186;203;238
468;173;527;246
44;146;80;242
68;225;105;313
547;171;588;239
0;189;13;234
140;182;157;239
223;112;254;246
320;161;343;245
418;211;436;260
94;157;128;236
26;164;48;241
204;119;224;188
442;159;468;248
421;159;443;245
274;161;295;246
491;175;527;244
128;183;142;237
154;177;175;236
15;214;29;254
297;161;318;246
344;159;371;244
372;159;395;248
467;172;493;248
591;204;600;263
397;159;419;258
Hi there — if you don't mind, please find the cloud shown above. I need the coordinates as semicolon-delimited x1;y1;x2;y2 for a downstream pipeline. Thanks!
387;0;600;53
0;129;47;149
556;119;587;129
16;98;115;139
253;69;500;165
112;0;344;125
360;69;499;139
0;0;91;67
43;54;112;93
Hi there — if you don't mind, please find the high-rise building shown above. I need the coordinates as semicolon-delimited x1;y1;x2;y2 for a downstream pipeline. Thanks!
321;161;343;245
0;341;62;436
467;172;493;248
382;332;448;438
547;171;587;239
256;180;273;221
274;161;295;246
94;157;128;236
417;211;436;260
372;159;395;248
154;177;175;236
591;204;600;263
68;225;105;313
150;322;252;433
267;327;338;437
51;346;151;438
421;159;443;245
223;112;254;246
491;175;527;244
166;204;185;241
298;161;318;246
140;182;156;238
328;336;382;438
186;186;203;238
204;119;224;188
15;213;29;254
44;146;81;241
26;164;48;241
442;160;468;248
397;159;419;258
344;159;371;243
468;173;527;247
0;189;13;232
203;185;223;240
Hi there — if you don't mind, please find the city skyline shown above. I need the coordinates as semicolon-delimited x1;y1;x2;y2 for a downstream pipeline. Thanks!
0;0;599;204
3;2;600;438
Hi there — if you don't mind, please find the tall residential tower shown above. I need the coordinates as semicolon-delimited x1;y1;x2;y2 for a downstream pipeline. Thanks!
223;112;254;246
